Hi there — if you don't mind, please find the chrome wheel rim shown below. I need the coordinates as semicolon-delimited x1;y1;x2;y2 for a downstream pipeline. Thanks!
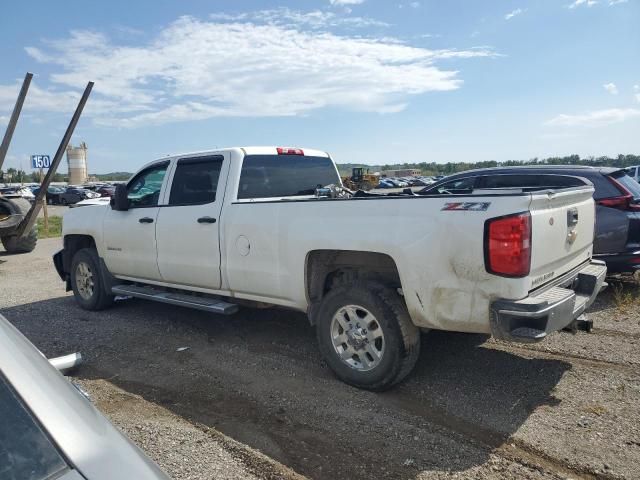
75;261;95;300
330;305;385;372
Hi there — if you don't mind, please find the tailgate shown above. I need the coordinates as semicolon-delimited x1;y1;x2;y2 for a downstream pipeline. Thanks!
528;186;595;290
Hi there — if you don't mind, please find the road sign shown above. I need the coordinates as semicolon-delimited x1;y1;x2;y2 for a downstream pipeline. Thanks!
31;154;51;169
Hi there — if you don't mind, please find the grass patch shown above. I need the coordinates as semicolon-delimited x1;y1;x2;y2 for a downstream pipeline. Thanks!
37;216;62;238
610;281;640;312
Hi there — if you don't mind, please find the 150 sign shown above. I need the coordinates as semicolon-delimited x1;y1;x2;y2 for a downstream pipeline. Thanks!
31;155;51;169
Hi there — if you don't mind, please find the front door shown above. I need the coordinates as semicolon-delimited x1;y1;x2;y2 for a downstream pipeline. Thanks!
103;161;169;280
155;154;228;289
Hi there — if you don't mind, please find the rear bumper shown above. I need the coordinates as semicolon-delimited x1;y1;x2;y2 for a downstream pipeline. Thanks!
593;251;640;274
490;260;607;343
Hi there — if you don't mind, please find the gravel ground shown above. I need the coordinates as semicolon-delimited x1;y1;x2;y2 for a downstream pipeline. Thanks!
77;379;303;480
1;238;640;479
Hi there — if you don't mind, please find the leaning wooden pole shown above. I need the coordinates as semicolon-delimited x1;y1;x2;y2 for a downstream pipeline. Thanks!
0;72;32;172
16;81;94;238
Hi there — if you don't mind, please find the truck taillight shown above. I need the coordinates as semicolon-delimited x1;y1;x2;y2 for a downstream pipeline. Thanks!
277;147;304;155
484;212;531;277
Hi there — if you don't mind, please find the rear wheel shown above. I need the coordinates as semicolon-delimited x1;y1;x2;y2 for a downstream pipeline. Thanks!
70;248;114;311
315;282;420;391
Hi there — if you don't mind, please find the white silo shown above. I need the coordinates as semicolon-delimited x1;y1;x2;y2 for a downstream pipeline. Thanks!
66;142;88;185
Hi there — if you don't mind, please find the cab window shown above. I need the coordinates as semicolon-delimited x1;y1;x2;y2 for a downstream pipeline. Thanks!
127;162;168;208
169;156;223;206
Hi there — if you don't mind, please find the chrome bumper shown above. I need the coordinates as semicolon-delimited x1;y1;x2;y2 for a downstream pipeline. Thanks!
490;260;607;343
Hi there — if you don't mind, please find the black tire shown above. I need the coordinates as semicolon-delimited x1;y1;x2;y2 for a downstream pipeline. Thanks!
1;227;38;253
70;248;114;311
61;198;67;205
315;282;420;391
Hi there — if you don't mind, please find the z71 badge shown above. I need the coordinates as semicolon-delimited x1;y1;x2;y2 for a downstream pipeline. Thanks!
442;202;491;211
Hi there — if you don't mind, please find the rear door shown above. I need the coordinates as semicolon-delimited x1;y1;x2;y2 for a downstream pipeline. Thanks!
528;186;596;288
155;154;229;289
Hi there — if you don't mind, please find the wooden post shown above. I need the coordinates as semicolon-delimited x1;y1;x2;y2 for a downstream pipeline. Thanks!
16;81;93;238
40;167;49;236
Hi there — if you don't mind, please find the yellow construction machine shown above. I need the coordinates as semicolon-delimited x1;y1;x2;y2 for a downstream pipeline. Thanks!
341;167;378;191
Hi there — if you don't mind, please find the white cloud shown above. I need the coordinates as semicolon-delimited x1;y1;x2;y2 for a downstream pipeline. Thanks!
635;94;640;103
329;0;365;5
569;0;627;7
568;0;598;8
603;82;618;95
409;2;421;8
633;84;639;91
0;115;8;126
504;8;524;20
5;14;498;128
210;8;389;29
545;108;640;127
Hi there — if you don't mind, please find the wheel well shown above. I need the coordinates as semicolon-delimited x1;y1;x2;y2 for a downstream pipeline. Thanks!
305;250;402;324
62;235;96;273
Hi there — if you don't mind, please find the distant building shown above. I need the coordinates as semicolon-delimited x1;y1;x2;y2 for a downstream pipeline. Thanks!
381;169;421;177
66;142;88;185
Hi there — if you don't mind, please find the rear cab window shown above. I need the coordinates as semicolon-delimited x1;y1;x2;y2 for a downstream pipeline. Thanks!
237;154;340;200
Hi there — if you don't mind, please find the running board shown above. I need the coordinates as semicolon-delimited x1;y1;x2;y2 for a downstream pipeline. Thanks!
111;285;239;315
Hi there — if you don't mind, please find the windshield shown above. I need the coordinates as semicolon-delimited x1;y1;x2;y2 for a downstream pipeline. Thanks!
238;154;340;200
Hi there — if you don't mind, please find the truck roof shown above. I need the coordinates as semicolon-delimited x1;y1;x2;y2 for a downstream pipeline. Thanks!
158;146;330;161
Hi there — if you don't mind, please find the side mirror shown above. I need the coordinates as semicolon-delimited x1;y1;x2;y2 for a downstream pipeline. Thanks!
111;184;129;211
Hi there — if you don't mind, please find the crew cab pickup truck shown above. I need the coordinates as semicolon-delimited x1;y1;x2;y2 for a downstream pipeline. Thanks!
54;147;606;390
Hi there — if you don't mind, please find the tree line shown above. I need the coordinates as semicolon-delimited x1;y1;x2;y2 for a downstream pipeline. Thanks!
338;154;640;176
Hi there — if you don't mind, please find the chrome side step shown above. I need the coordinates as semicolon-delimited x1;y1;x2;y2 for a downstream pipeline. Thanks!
112;285;239;315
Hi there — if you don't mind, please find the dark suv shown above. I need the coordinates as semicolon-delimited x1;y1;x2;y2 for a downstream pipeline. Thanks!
419;166;640;274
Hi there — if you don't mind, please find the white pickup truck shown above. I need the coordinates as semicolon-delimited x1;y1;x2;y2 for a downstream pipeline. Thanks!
54;146;606;390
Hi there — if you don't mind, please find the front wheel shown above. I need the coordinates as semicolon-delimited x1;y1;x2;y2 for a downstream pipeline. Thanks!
315;282;420;391
70;248;114;311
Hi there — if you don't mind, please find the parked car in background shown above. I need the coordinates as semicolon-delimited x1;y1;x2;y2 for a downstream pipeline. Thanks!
420;165;640;275
0;185;35;202
69;197;112;208
59;187;100;205
33;186;66;204
0;314;170;479
377;178;395;188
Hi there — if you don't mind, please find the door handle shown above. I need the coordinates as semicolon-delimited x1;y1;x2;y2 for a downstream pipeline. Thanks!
197;216;217;224
139;217;154;224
